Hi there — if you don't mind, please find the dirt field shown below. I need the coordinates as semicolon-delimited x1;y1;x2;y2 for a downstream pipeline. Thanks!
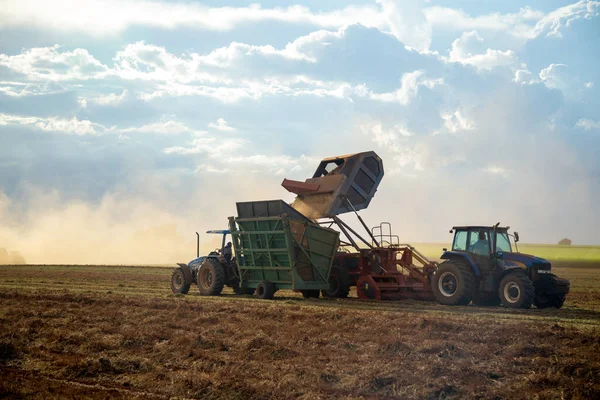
1;261;599;399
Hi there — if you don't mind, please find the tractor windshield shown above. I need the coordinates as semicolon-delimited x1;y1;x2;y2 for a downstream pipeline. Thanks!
495;231;512;252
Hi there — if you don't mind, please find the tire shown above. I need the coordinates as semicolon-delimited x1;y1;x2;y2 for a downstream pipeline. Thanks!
534;293;566;309
431;261;475;306
301;290;320;299
197;258;225;296
255;281;275;300
321;266;351;298
170;268;191;294
499;271;535;309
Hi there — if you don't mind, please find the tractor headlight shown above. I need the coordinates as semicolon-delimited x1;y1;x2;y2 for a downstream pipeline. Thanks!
537;269;552;274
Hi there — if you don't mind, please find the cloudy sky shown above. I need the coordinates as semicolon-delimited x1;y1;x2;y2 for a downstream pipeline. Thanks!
0;0;599;262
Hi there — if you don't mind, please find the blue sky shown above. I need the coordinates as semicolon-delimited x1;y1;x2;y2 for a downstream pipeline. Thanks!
0;0;599;262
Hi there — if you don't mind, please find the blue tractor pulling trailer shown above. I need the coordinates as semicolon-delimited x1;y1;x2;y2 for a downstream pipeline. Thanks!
171;151;569;309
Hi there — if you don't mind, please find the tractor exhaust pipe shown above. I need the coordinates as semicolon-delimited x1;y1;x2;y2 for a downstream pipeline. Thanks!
196;232;200;258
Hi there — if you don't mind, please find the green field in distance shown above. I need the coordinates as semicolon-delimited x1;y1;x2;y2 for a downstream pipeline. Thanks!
411;243;600;262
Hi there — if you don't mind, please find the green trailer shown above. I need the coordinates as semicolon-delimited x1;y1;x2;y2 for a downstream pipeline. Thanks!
228;200;340;299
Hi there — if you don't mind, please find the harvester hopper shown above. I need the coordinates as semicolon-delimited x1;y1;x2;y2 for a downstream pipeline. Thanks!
282;151;384;219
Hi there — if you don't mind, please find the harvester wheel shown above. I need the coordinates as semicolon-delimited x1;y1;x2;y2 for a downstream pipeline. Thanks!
499;271;534;309
301;290;320;299
534;293;566;309
197;258;226;296
431;261;475;306
321;266;351;298
255;281;275;300
170;268;191;294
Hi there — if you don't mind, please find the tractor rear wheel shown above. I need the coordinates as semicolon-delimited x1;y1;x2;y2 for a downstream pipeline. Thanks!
431;261;475;306
197;258;225;296
321;266;351;298
170;268;191;294
255;281;275;300
534;293;566;309
301;290;320;299
499;271;534;309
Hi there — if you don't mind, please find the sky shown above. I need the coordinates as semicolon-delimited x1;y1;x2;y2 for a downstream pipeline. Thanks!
0;0;599;263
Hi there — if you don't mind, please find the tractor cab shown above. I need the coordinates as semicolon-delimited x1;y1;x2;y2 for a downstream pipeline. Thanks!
446;225;517;272
434;223;570;309
204;230;233;260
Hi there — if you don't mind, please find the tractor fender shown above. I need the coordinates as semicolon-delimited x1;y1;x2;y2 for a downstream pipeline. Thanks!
440;251;480;277
176;263;194;285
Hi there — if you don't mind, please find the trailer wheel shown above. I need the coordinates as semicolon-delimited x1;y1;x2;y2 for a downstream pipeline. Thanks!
499;271;534;309
321;266;351;298
197;258;225;296
301;290;320;299
431;261;475;306
170;268;191;294
534;293;566;309
255;281;275;300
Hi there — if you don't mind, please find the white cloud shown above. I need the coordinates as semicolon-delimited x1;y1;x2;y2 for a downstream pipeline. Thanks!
79;90;128;108
0;81;66;97
208;118;236;132
369;70;443;104
513;69;534;84
361;122;424;172
448;31;520;70
442;109;475;133
575;119;600;130
424;1;599;40
120;119;204;135
0;45;108;81
533;0;600;38
164;137;246;155
0;113;98;135
0;0;383;37
482;164;510;177
539;63;588;98
378;0;432;51
0;112;207;137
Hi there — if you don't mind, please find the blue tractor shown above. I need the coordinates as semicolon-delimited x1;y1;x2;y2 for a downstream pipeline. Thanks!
170;230;252;296
432;223;570;309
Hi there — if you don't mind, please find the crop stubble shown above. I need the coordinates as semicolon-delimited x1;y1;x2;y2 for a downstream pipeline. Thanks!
0;261;599;399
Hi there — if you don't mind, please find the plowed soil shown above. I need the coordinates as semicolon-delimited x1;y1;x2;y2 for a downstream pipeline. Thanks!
1;262;599;399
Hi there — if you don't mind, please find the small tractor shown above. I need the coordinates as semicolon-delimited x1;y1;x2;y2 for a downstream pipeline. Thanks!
431;224;570;308
170;230;252;296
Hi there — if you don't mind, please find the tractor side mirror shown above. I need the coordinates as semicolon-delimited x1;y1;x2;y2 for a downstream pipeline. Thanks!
443;248;447;252
514;232;520;242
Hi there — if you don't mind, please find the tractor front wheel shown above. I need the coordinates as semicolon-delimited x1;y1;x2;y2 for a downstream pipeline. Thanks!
170;268;191;294
197;259;225;296
499;271;534;309
431;261;475;306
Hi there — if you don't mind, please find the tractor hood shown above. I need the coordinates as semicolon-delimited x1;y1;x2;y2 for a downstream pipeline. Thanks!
502;252;551;269
187;256;206;268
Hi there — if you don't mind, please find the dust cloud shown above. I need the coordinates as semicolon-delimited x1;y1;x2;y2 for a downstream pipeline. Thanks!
0;178;284;265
